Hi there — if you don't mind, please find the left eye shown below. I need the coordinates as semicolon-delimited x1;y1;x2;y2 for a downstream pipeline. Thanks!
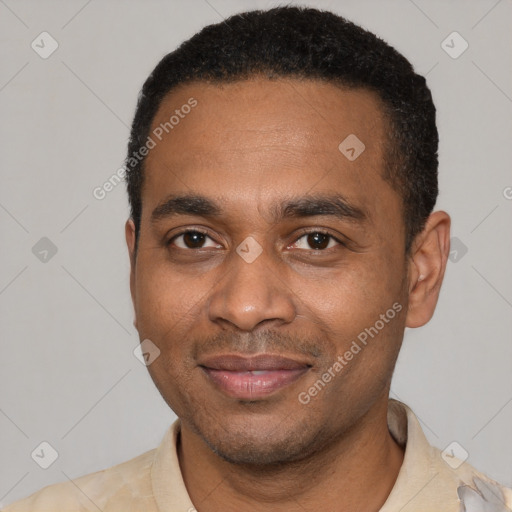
291;232;341;250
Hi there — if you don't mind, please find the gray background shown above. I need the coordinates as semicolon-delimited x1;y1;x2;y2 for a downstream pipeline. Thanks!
1;0;511;506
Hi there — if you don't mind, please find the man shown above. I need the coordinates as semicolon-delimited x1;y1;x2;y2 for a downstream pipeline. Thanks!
5;6;511;512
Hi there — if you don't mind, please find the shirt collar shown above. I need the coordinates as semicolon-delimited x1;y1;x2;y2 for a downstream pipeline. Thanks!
379;398;447;511
150;399;461;512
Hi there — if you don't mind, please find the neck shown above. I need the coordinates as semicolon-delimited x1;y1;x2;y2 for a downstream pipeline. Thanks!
178;397;404;512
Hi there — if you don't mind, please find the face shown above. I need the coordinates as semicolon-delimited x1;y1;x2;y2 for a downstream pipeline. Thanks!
127;78;412;465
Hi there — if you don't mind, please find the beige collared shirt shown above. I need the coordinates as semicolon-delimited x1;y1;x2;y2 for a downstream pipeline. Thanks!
4;399;512;512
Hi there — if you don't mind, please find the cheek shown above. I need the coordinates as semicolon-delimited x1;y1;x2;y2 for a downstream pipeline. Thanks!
136;263;201;412
297;258;398;339
134;255;206;337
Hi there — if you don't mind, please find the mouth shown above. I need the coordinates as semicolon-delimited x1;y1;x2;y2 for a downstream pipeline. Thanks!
198;354;312;400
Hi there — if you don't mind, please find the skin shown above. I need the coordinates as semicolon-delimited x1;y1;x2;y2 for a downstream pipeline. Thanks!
125;78;451;512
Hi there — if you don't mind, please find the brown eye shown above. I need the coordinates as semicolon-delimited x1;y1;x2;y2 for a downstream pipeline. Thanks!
291;231;340;251
306;232;330;250
169;230;221;250
182;232;206;248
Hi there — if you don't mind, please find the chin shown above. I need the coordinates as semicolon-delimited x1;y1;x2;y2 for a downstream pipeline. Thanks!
193;413;326;467
205;434;307;466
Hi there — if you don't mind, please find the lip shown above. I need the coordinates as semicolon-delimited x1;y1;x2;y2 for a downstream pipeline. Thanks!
199;354;311;400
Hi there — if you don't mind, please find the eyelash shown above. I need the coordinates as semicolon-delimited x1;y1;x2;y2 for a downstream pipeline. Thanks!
167;228;345;251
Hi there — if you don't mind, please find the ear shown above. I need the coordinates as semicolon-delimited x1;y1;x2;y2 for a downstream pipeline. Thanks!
405;210;451;328
125;218;138;331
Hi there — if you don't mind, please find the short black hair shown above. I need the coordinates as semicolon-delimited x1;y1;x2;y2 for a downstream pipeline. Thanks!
125;6;438;256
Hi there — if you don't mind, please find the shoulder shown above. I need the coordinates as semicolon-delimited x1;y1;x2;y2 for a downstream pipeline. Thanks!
385;400;512;511
430;442;512;511
3;448;157;512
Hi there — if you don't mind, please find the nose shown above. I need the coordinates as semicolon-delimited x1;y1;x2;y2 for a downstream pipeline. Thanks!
207;246;297;332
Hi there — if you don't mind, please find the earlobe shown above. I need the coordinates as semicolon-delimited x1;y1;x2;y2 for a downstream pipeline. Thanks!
405;211;451;328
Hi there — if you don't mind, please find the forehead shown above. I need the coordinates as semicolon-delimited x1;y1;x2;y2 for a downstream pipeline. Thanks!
141;78;396;223
149;78;386;154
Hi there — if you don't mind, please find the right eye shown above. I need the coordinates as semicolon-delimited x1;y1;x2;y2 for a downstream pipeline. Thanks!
168;230;222;250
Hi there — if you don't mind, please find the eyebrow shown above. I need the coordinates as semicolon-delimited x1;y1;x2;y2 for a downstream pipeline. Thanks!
151;195;222;223
150;193;369;225
273;195;368;223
